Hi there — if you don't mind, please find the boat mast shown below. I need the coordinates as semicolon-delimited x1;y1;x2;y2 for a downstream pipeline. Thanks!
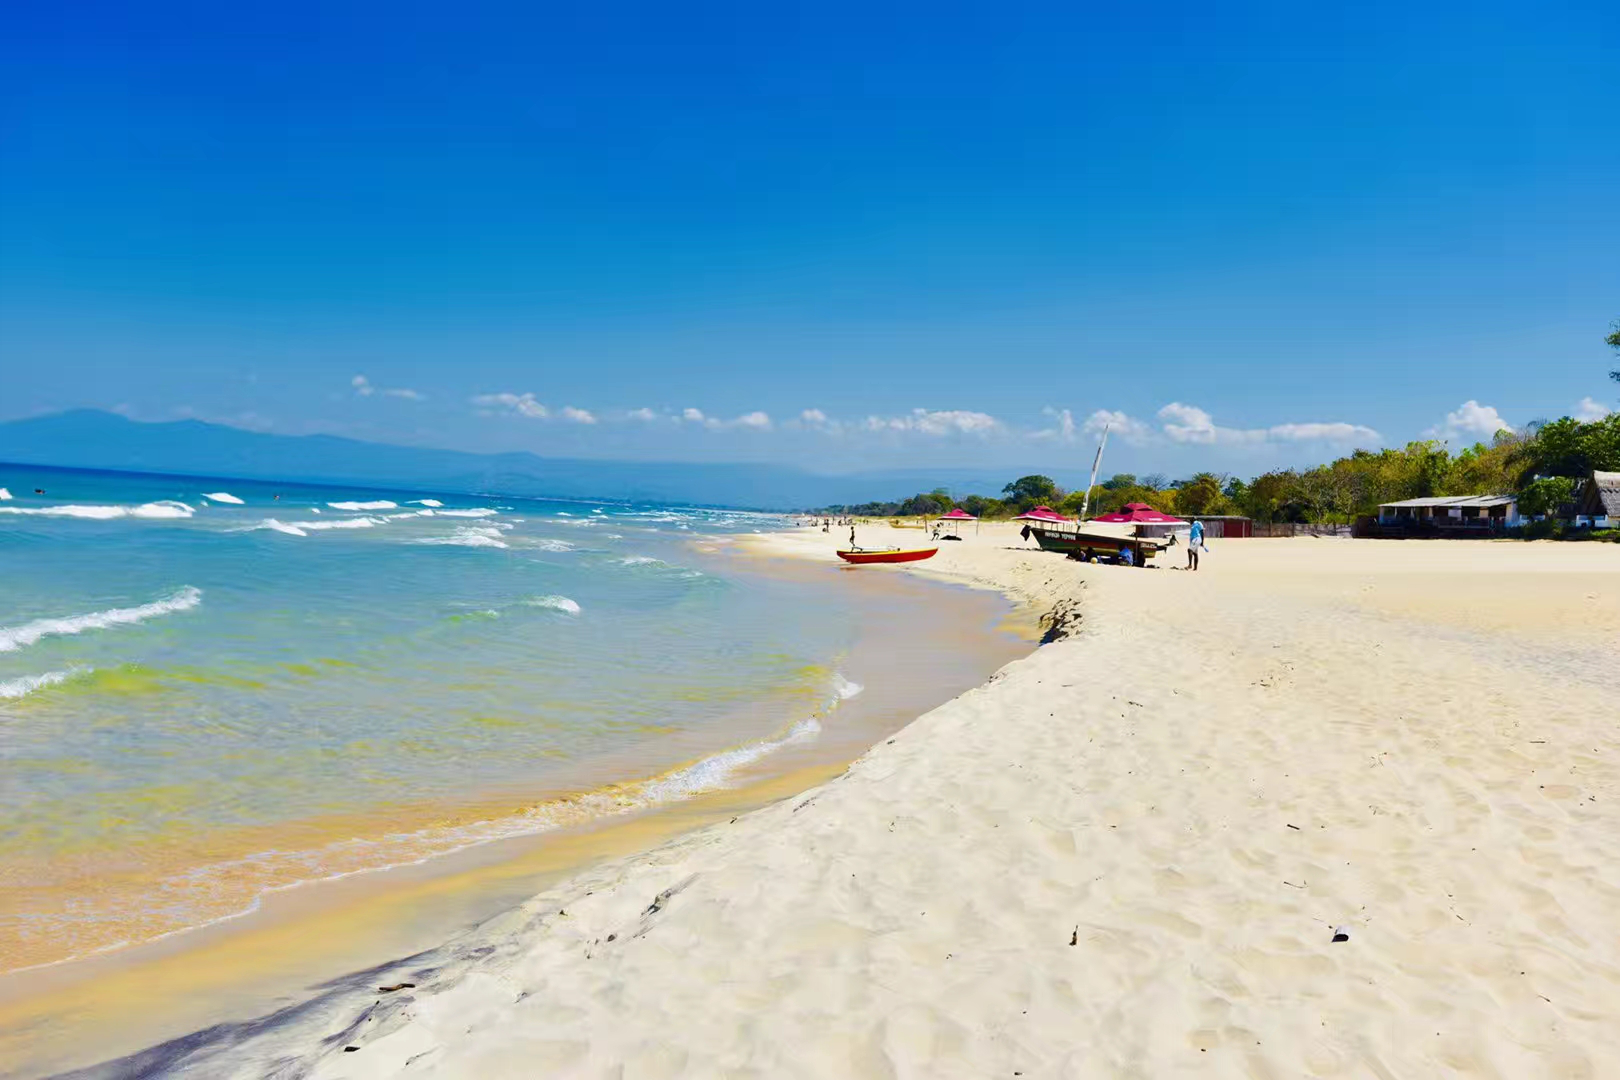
1078;422;1110;521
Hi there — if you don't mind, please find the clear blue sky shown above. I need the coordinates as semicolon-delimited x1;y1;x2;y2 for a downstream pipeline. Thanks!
3;0;1616;476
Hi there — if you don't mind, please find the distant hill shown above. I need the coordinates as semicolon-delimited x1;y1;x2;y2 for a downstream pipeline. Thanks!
0;411;1050;510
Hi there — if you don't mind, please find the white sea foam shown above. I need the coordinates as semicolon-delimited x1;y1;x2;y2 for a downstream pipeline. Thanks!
524;595;581;615
415;526;509;549
411;499;444;508
833;673;865;701
300;517;383;531
202;492;244;505
0;669;76;700
556;511;572;516
436;508;499;518
619;555;662;566
0;488;12;501
529;538;575;552
131;501;195;519
327;500;397;511
0;501;195;520
605;533;625;540
256;518;309;537
0;587;202;654
641;718;821;801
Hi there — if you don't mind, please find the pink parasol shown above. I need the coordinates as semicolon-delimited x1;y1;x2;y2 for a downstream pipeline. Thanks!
1015;505;1071;523
1090;502;1185;524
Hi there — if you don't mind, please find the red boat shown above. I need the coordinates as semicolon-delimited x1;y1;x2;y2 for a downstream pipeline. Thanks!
836;546;939;565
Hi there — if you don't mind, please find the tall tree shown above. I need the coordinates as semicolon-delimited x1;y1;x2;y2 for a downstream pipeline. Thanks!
1609;318;1619;384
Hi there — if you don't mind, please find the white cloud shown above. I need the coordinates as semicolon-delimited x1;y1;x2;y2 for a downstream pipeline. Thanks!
1032;407;1077;443
1267;421;1380;442
677;407;772;431
864;408;1001;436
473;392;550;419
1574;396;1612;422
800;408;829;425
1080;404;1378;447
561;406;597;424
1425;400;1511;442
627;407;659;422
354;375;424;401
1082;409;1157;445
1158;402;1231;444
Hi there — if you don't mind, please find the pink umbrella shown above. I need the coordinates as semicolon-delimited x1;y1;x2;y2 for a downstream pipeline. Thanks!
1090;502;1185;524
936;506;978;537
1015;505;1071;523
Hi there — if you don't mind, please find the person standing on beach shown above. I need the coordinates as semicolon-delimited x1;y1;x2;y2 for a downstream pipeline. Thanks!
1187;519;1204;570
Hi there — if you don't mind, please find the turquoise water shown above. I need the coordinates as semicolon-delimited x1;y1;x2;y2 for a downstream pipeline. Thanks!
0;465;861;968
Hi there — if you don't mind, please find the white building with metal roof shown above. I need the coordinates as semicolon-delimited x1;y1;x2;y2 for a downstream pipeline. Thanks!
1377;495;1520;531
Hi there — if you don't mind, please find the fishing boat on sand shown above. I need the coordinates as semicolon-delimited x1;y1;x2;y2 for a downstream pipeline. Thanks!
1016;507;1174;566
836;546;939;565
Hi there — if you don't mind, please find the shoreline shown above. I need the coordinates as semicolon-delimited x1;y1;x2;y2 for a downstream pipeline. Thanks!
16;525;1620;1078
0;532;1033;1078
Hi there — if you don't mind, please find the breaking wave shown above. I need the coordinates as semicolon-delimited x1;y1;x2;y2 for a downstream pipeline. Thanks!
0;669;77;700
528;538;575;552
524;595;581;615
410;499;443;508
0;501;195;520
0;588;202;654
414;526;509;549
202;492;244;505
832;673;865;701
436;508;499;518
0;488;12;500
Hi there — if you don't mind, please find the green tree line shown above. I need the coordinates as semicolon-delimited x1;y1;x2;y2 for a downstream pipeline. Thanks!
817;412;1618;525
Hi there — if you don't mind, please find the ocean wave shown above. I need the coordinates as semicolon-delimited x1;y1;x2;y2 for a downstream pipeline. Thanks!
436;508;499;518
524;595;581;615
202;492;244;505
604;533;624;540
410;499;444;508
556;511;572;516
414;526;509;549
0;669;77;700
641;717;821;801
0;488;12;500
832;673;865;701
0;500;195;520
619;555;662;566
301;517;384;531
327;500;398;511
256;518;309;537
0;587;202;654
528;538;575;552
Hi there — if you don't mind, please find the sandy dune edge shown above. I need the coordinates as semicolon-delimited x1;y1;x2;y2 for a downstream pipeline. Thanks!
66;528;1619;1078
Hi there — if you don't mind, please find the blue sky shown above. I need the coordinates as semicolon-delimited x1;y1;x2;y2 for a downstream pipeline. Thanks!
3;0;1616;476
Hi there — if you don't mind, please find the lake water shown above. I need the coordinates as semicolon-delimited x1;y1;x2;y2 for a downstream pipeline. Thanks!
0;465;884;972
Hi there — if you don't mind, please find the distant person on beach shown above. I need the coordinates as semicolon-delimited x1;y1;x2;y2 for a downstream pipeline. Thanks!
1187;519;1205;570
849;525;857;548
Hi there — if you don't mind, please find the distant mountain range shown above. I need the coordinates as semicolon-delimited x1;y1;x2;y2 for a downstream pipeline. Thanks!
0;411;1066;510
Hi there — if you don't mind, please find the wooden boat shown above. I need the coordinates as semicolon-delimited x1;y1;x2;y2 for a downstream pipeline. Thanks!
836;546;939;565
1023;521;1169;565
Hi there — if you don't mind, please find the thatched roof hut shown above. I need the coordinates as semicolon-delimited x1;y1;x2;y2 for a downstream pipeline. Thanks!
1575;470;1620;522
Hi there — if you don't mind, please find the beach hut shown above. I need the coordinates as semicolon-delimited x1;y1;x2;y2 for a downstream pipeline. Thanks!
936;506;978;538
1575;470;1619;527
1376;495;1519;533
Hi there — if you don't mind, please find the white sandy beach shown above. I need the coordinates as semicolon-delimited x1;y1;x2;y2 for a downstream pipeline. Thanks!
71;526;1620;1078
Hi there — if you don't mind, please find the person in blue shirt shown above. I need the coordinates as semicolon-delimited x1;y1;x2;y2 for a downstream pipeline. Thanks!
1187;519;1205;570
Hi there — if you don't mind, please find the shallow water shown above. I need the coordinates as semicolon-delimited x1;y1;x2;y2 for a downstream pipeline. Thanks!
0;465;867;971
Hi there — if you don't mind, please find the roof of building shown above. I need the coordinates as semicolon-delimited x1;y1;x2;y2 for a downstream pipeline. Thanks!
1577;471;1620;517
1378;495;1516;509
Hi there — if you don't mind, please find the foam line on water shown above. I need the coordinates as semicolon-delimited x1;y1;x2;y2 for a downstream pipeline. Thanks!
327;500;398;511
413;526;509;549
0;587;202;653
0;501;195;520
